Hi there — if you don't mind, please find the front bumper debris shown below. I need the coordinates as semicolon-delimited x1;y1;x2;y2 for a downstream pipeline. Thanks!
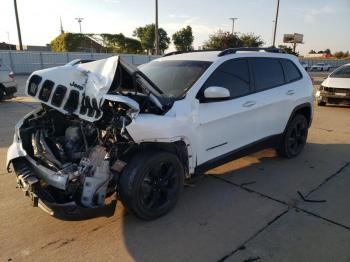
11;158;117;220
316;90;350;105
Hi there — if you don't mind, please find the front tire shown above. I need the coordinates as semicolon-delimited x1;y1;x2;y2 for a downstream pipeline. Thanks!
277;115;308;158
118;150;184;220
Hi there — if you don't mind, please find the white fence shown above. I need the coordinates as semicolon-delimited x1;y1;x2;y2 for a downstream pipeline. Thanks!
0;51;160;74
299;58;349;68
1;50;349;74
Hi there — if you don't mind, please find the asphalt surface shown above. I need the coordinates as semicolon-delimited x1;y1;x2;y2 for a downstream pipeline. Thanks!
0;72;349;262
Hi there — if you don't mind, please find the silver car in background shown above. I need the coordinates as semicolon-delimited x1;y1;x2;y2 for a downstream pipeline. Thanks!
0;60;17;100
310;62;331;71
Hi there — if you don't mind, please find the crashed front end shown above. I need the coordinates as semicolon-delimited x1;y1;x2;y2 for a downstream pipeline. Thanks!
6;56;165;218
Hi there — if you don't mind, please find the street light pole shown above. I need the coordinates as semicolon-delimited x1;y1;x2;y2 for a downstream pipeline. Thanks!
272;0;280;47
76;18;84;33
14;0;23;50
7;32;11;50
155;0;160;55
229;18;238;34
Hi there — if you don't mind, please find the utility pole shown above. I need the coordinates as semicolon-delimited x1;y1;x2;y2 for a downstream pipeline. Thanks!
271;20;275;46
272;0;280;47
75;17;84;33
229;18;238;34
60;17;64;34
14;0;23;50
155;0;160;55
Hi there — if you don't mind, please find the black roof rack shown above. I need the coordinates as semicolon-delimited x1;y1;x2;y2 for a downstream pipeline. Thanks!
163;49;221;57
218;47;285;57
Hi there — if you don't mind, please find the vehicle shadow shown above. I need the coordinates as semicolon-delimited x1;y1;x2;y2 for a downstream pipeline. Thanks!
119;142;350;262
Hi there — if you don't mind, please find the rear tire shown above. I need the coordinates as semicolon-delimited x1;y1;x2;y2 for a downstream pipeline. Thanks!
277;114;308;158
0;85;5;101
118;150;184;220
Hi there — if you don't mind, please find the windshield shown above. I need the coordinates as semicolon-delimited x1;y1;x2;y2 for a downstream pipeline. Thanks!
330;65;350;78
139;60;212;98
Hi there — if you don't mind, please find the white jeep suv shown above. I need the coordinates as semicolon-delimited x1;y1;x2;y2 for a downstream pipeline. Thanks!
7;48;313;220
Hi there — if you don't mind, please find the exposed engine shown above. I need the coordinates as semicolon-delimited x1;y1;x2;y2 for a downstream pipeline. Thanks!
9;56;175;214
17;102;137;209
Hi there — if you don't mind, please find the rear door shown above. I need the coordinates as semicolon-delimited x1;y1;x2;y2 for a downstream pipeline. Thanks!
248;57;301;140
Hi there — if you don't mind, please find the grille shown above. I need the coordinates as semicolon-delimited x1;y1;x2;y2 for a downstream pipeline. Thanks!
324;87;350;94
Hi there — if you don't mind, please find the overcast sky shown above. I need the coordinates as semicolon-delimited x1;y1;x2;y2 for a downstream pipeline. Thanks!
0;0;349;54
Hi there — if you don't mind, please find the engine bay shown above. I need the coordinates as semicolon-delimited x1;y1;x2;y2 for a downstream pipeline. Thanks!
14;57;174;210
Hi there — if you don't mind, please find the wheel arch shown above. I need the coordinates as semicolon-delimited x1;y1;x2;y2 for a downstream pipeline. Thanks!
285;103;313;132
128;140;191;178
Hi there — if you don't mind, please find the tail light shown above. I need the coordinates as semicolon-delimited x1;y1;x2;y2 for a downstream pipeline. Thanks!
9;71;15;80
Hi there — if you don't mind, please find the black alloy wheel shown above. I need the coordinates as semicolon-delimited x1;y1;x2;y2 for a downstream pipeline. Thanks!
277;114;309;158
119;151;184;220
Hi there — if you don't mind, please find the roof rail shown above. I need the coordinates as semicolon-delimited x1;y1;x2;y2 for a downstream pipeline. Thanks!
163;49;221;57
218;47;286;57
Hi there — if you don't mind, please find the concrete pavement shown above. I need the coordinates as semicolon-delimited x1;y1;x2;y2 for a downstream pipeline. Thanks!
0;74;349;262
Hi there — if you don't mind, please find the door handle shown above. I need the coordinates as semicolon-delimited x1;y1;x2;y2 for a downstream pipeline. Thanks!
286;90;295;95
243;101;256;107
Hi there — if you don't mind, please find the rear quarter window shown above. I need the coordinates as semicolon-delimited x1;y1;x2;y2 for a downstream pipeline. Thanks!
280;59;302;83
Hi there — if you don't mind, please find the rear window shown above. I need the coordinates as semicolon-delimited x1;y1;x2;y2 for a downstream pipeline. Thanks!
251;58;284;91
330;66;350;78
280;59;302;83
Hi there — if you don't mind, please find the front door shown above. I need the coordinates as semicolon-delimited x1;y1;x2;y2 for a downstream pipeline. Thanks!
195;58;258;165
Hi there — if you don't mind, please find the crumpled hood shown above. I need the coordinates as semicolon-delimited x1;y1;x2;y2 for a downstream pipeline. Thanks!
26;56;139;122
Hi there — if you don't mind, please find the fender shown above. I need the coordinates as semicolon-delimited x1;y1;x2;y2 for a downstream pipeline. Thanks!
284;102;313;132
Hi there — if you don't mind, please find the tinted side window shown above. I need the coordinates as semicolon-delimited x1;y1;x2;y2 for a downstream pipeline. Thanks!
280;59;302;83
251;58;284;91
203;59;250;99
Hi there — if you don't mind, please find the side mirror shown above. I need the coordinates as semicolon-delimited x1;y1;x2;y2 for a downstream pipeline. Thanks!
203;86;230;100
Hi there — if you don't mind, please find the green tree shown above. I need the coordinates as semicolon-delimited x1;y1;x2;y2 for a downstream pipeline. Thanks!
172;26;194;51
101;33;143;53
133;24;170;54
278;45;299;56
239;33;264;47
51;33;85;52
203;30;242;49
324;48;331;54
308;50;316;54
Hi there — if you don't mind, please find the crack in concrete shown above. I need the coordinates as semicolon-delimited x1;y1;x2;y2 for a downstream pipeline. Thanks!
209;175;287;206
217;209;290;262
297;208;350;231
306;162;350;197
209;173;350;261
